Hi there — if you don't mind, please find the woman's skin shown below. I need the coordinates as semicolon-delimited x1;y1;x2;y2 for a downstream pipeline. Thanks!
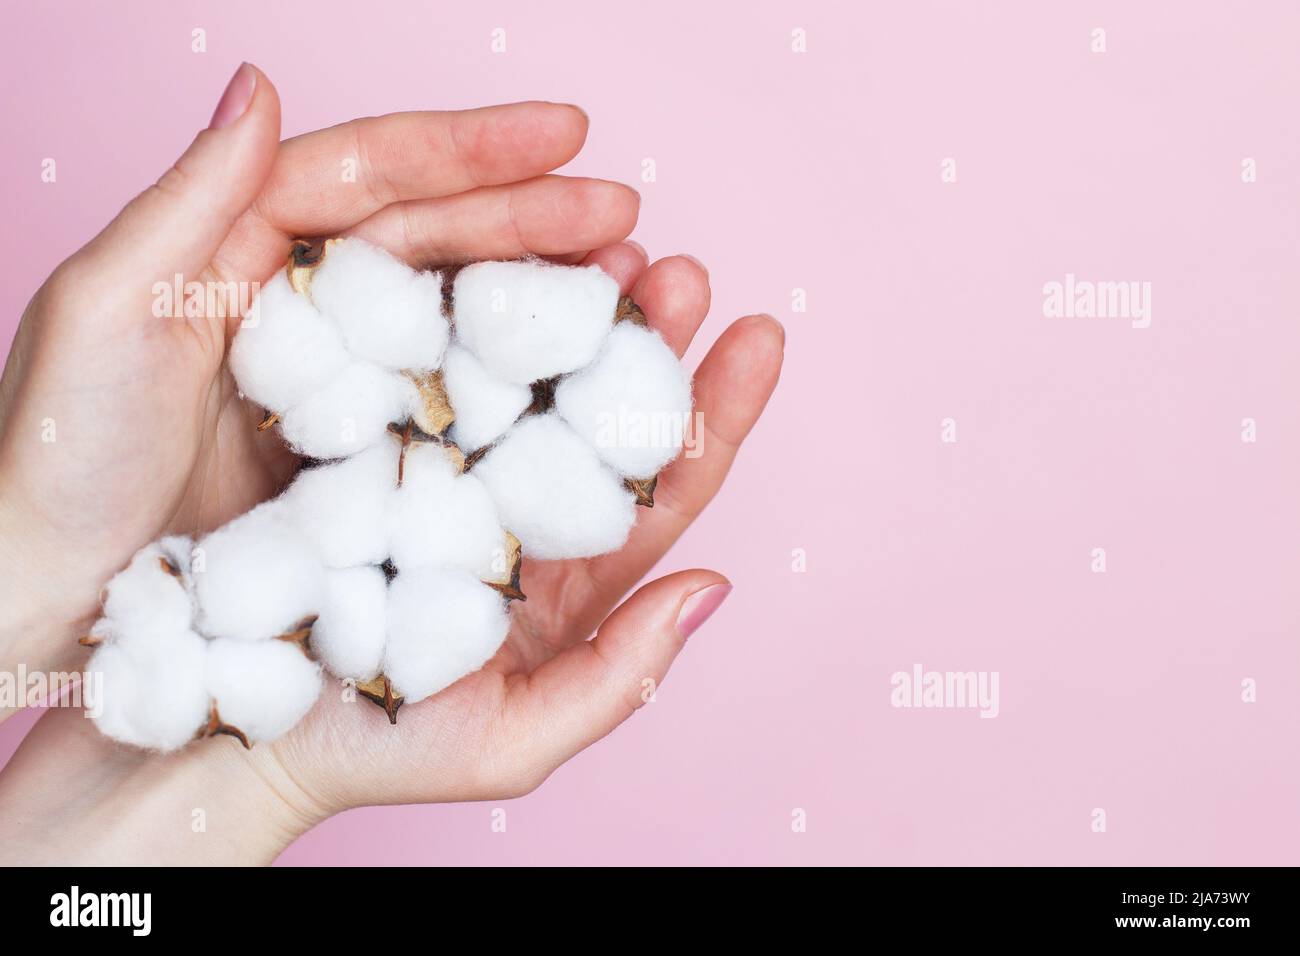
0;64;783;864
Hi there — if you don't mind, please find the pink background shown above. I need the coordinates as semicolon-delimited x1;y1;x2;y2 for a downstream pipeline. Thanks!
3;0;1298;865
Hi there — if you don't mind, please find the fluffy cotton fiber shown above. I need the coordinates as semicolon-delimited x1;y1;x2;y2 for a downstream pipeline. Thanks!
387;443;506;578
193;501;325;643
473;414;637;559
88;631;210;752
310;566;388;681
453;260;619;385
205;638;323;745
230;240;449;461
280;442;399;567
277;360;416;460
441;345;532;452
229;273;351;413
100;537;196;638
384;569;509;703
310;239;449;371
554;322;693;478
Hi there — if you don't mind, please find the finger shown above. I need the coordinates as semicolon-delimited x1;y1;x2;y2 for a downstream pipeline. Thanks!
252;102;589;236
630;255;711;356
340;176;639;268
586;315;784;596
579;241;649;293
508;571;731;776
74;63;281;290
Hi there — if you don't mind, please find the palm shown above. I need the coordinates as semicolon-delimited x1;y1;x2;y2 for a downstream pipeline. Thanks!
0;289;290;656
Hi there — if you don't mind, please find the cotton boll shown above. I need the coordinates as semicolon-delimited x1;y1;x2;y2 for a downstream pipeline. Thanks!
442;345;532;451
204;639;322;744
453;260;618;385
229;273;351;412
193;501;325;642
277;360;416;459
310;239;449;371
387;444;507;578
101;539;196;638
554;322;693;478
280;442;399;567
384;569;509;703
87;631;210;752
311;566;387;681
473;414;636;559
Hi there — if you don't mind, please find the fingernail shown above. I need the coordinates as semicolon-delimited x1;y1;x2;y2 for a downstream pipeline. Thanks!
624;240;647;259
676;583;732;639
209;63;256;130
678;253;708;277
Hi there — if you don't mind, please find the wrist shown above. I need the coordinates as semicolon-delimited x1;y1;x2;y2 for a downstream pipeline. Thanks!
0;706;330;865
0;498;92;682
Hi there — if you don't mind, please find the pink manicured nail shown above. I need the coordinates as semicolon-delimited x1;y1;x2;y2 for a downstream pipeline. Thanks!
209;63;256;130
676;583;732;639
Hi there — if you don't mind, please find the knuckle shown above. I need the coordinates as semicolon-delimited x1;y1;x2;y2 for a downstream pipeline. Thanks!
152;160;194;202
487;764;547;800
39;258;95;314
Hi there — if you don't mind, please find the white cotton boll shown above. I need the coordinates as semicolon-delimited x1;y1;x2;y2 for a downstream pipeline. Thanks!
442;345;532;452
277;360;415;459
384;569;509;703
387;444;507;578
193;501;325;643
87;631;210;752
473;414;636;559
453;260;619;385
229;273;351;412
280;442;399;567
310;239;449;371
204;639;322;744
101;539;196;638
554;322;693;478
310;566;388;681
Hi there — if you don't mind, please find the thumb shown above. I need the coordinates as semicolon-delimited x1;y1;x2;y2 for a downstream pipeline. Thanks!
74;62;281;287
516;570;733;780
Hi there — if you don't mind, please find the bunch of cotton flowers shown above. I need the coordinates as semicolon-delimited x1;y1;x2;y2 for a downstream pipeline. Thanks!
278;435;516;720
450;260;693;559
85;519;324;751
229;239;449;459
86;238;693;749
